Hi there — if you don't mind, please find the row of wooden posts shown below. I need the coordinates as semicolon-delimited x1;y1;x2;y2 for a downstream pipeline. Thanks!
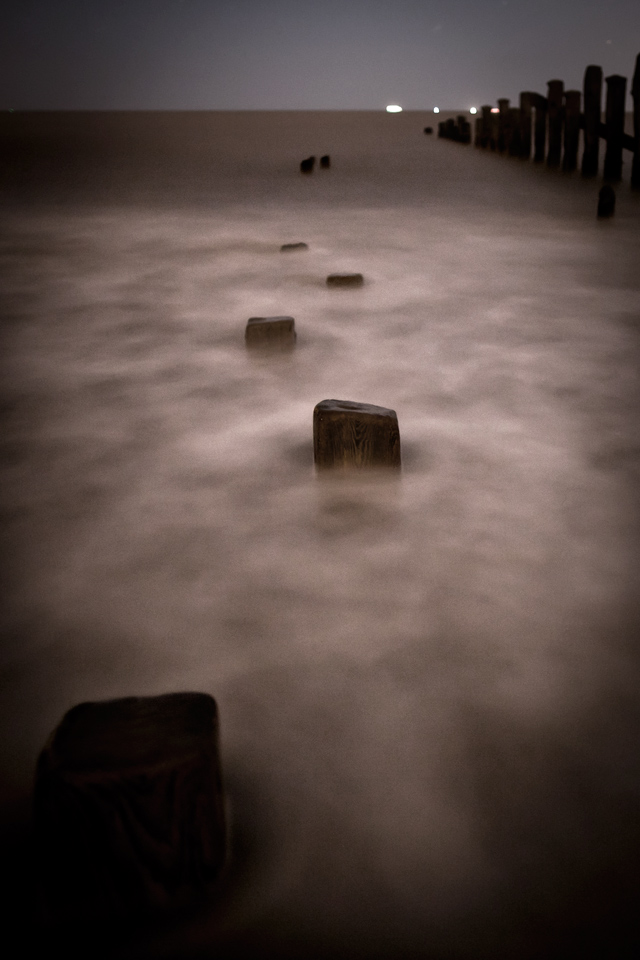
34;252;403;927
439;54;640;188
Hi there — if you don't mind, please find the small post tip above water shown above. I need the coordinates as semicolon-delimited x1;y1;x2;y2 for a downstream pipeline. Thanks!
326;273;364;287
597;184;616;218
280;242;309;251
313;399;401;471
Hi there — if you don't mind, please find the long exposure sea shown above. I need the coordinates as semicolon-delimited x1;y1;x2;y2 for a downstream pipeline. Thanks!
1;109;640;958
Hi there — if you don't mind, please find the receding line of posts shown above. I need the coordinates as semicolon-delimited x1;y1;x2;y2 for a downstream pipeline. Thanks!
461;53;639;188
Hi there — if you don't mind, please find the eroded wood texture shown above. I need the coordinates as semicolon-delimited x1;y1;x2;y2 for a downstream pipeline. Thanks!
34;692;226;923
313;399;401;470
245;316;296;350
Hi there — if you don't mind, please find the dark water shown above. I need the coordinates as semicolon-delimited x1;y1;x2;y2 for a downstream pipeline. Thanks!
1;111;640;958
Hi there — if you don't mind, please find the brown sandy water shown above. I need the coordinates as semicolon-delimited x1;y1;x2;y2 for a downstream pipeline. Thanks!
1;111;640;959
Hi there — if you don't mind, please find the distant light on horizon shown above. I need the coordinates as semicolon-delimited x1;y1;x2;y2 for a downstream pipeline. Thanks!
491;107;500;113
470;107;477;114
386;104;402;113
433;107;440;113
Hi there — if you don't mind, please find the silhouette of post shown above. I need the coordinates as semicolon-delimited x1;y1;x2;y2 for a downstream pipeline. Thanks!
546;80;564;167
507;108;521;156
562;90;581;172
532;94;548;162
519;92;533;158
480;105;492;148
633;54;640;189
603;74;627;182
34;693;227;924
497;99;510;152
581;65;603;177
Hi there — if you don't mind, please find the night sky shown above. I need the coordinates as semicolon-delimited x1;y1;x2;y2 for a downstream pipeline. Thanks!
3;1;639;111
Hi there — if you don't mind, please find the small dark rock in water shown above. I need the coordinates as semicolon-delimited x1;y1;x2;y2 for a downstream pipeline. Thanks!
424;127;433;134
597;185;616;218
326;273;364;287
300;156;315;173
320;155;331;168
245;316;296;350
280;242;309;252
313;399;401;470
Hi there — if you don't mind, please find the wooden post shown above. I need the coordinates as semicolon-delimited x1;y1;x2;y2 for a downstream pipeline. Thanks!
34;693;227;924
497;99;510;152
481;106;492;148
474;116;482;147
507;108;521;156
632;54;640;189
313;400;401;470
245;316;296;350
326;273;364;287
532;94;548;162
519;92;533;158
581;65;603;177
546;80;564;167
597;184;616;217
603;74;627;182
562;90;581;172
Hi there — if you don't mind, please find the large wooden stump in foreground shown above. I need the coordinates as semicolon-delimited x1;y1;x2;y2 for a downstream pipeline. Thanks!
313;399;401;470
34;693;227;924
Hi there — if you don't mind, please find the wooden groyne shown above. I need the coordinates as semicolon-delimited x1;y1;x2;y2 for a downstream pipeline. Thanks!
443;53;640;188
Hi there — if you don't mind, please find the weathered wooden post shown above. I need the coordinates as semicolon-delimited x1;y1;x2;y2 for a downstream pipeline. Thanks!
34;693;227;924
480;105;492;148
313;400;401;470
245;316;296;350
546;80;564;167
497;99;510;152
603;74;627;182
507;108;521;156
562;90;581;172
474;116;482;146
581;65;603;177
519;93;533;158
531;94;548;161
632;54;640;189
326;273;364;287
597;184;616;217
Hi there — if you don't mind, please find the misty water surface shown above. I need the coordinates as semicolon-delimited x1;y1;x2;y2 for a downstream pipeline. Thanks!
1;111;640;958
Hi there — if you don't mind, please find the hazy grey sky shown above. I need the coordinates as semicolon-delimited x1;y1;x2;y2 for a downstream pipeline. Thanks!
3;0;639;110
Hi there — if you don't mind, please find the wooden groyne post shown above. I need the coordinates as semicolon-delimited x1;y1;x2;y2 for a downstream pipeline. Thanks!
532;93;548;162
546;80;564;167
581;65;603;176
470;53;638;187
519;92;533;159
603;74;627;182
633;53;640;188
562;90;581;172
